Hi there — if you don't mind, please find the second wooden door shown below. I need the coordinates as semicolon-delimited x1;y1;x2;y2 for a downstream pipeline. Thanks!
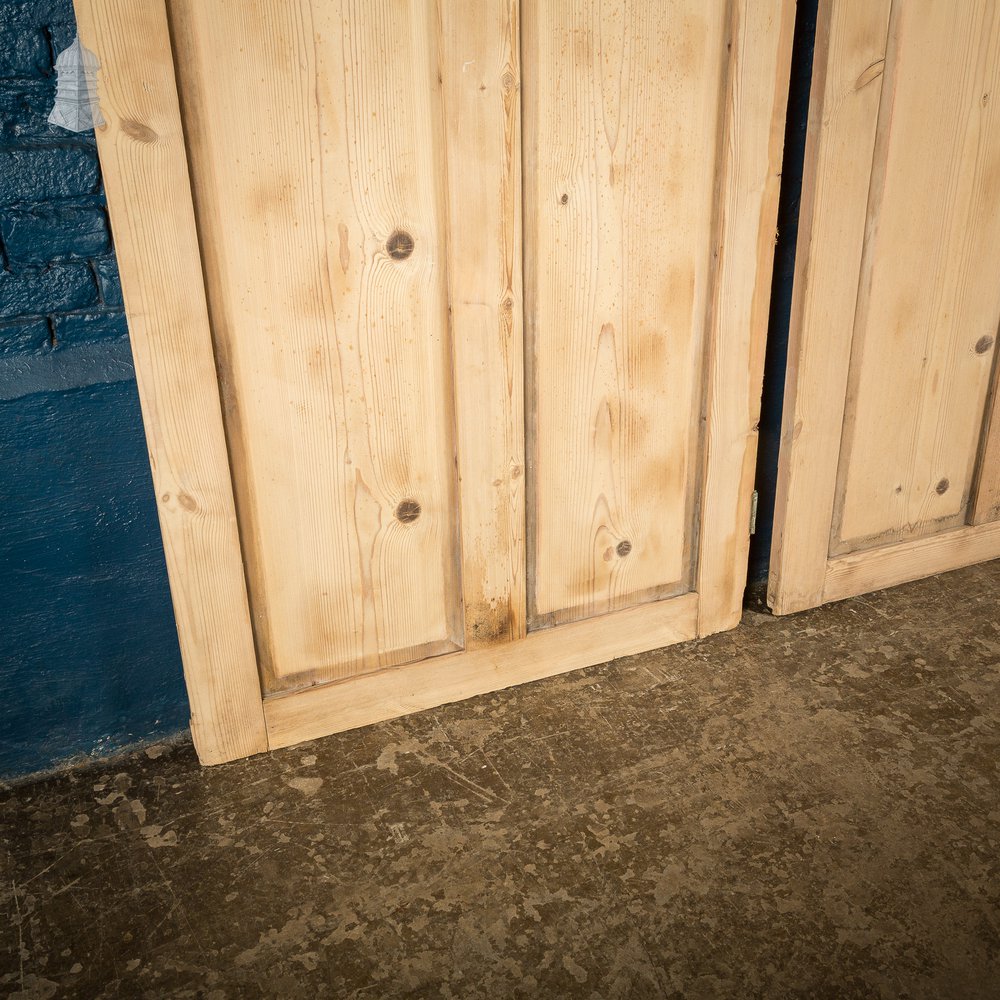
770;0;1000;615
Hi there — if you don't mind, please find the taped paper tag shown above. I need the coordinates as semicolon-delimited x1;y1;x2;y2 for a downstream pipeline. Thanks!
48;35;105;133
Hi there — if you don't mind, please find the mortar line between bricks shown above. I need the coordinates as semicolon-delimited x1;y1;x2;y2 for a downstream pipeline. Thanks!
88;260;104;306
41;26;57;71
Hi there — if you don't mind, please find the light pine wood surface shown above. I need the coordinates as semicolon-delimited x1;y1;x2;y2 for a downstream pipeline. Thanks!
265;592;699;749
77;0;793;763
73;0;266;764
523;1;729;628
441;0;527;649
834;0;1000;551
768;0;893;615
695;0;796;636
168;0;463;690
824;521;1000;606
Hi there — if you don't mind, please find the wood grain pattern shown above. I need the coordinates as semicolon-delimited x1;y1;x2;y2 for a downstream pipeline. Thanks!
523;0;729;628
771;0;1000;616
823;520;1000;606
265;591;698;749
81;1;793;762
168;1;463;690
768;0;893;616
73;0;266;764
441;1;526;648
834;0;1000;551
696;0;796;635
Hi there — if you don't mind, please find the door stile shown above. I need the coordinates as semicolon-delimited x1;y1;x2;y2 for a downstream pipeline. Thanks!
696;0;797;635
73;0;266;763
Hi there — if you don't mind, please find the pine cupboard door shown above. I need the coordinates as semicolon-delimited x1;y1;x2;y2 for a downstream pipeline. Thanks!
769;0;1000;617
76;0;794;764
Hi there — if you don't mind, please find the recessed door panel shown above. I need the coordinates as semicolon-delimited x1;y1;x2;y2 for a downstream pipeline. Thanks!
523;0;729;628
833;0;1000;553
169;1;462;690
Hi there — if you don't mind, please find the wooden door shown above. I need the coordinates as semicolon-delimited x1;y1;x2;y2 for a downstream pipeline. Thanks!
770;0;1000;615
76;0;793;764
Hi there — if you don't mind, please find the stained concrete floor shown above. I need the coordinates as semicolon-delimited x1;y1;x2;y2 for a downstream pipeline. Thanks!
3;563;999;1000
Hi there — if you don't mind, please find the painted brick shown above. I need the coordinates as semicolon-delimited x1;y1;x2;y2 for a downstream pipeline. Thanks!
0;80;64;144
48;18;78;58
1;203;110;265
0;317;50;358
94;256;123;308
0;1;82;88
0;24;50;80
0;0;77;78
0;147;99;206
0;264;98;320
51;310;128;347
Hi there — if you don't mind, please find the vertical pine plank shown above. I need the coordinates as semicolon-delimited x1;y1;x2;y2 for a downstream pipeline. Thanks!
768;0;893;615
696;0;795;635
73;0;267;763
168;1;463;689
834;0;1000;550
524;0;730;628
440;1;526;648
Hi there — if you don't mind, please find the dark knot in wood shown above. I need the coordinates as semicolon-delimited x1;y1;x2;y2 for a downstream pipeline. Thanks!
386;230;415;260
395;499;421;523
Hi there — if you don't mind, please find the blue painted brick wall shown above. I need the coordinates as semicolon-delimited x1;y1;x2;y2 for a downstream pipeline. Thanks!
0;0;187;781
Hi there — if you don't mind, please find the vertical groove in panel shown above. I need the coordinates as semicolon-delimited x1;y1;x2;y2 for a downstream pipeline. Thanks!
969;320;1000;524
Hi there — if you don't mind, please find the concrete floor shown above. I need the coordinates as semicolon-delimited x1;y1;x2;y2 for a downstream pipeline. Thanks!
2;563;999;999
